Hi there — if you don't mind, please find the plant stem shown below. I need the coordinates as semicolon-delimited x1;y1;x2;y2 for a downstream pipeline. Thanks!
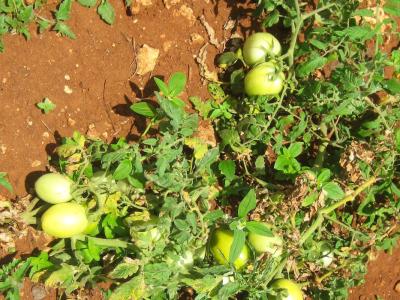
299;177;377;245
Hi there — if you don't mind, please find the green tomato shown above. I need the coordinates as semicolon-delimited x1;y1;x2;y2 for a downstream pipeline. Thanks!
209;229;250;270
243;32;281;66
319;243;334;268
35;173;73;204
244;62;285;96
41;203;88;238
270;279;303;300
248;225;283;256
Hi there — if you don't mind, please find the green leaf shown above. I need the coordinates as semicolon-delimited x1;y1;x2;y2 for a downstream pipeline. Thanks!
297;56;327;77
302;192;319;207
56;0;73;21
20;6;34;23
218;281;241;298
229;229;246;265
36;98;56;114
109;260;139;279
384;0;400;16
154;77;169;95
37;19;50;33
218;160;236;182
0;172;13;192
78;0;97;8
189;96;212;118
130;102;156;118
317;169;331;185
217;52;238;67
168;72;186;96
338;26;374;41
395;128;400;151
263;9;279;27
98;0;115;25
54;22;76;39
323;182;345;200
204;209;224;223
246;221;273;237
238;189;256;218
109;275;145;300
383;78;400;95
196;147;219;172
309;39;328;50
113;159;132;180
287;142;303;157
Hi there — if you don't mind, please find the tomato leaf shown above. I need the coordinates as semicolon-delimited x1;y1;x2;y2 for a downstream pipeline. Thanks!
113;159;132;180
0;172;13;192
302;192;319;207
55;0;73;21
246;221;273;237
98;0;115;25
383;78;400;95
317;169;331;185
229;229;246;264
218;160;236;182
77;0;97;8
109;260;139;279
204;209;224;223
323;182;345;200
168;72;186;97
54;22;76;39
238;189;256;218
36;98;56;114
297;56;327;78
130;102;156;118
154;77;169;95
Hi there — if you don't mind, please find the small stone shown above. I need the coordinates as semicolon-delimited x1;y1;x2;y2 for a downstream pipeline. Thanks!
31;285;46;300
67;118;76;127
136;44;160;76
42;132;50;138
395;281;400;293
174;4;196;24
64;85;73;94
2;78;7;84
190;33;204;44
31;160;41;167
0;144;7;154
163;0;180;9
27;119;33;126
64;74;71;80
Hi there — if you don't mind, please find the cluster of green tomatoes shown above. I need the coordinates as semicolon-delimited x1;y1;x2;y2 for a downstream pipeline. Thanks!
241;32;285;96
210;228;303;300
34;173;88;238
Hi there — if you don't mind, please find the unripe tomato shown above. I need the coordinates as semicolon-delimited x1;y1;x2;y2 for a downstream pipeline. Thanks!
243;32;282;66
244;62;285;96
41;202;88;238
248;225;283;256
270;279;303;300
209;229;250;270
35;173;73;204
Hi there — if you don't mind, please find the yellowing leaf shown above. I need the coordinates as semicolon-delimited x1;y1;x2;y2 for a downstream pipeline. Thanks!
185;137;208;160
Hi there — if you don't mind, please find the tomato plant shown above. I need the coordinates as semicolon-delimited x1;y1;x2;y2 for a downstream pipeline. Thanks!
41;202;88;238
35;173;73;204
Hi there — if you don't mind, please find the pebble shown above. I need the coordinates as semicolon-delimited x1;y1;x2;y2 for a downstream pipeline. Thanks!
395;280;400;293
64;74;71;80
64;85;73;94
31;160;41;167
31;286;46;300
